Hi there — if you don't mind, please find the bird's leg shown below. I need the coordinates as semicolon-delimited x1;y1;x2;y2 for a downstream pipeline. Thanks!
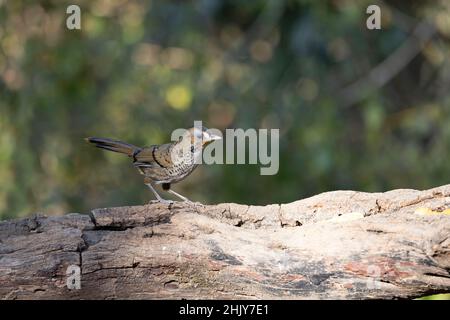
145;183;173;204
161;183;192;203
167;189;192;203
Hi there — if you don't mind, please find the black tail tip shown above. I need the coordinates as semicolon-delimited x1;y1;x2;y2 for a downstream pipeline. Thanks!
85;137;98;144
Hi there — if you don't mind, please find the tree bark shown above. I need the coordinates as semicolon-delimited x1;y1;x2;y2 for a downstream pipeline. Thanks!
1;184;449;299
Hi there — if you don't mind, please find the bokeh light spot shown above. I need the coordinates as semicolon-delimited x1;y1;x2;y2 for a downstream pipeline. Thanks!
165;85;192;110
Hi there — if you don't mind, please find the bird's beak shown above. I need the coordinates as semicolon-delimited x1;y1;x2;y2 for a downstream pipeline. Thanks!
207;133;222;141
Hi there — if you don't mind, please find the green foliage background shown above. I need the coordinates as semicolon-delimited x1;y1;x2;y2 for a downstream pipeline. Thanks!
1;0;450;221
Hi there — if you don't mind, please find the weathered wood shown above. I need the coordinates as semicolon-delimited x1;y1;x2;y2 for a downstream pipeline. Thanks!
1;185;449;299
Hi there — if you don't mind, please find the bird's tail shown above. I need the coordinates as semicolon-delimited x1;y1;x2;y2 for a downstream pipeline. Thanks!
85;137;140;157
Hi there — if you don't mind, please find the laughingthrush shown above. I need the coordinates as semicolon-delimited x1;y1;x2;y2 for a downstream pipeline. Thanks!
86;127;221;203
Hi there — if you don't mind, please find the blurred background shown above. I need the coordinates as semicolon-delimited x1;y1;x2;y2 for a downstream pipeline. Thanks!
1;0;450;220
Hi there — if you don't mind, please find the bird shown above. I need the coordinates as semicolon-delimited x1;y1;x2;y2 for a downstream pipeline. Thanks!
86;126;221;204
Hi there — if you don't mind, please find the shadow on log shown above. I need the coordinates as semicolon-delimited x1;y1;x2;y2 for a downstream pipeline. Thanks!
1;185;449;299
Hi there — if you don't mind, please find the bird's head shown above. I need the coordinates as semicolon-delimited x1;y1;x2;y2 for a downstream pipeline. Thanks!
171;126;221;165
183;126;222;147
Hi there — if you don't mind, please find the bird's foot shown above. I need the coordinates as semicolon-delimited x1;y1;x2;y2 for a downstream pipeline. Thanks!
159;199;174;205
183;200;204;208
148;199;173;205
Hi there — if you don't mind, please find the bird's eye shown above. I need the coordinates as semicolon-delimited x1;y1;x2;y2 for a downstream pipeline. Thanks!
190;145;194;153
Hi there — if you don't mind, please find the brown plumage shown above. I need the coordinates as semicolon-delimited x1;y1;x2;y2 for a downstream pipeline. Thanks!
86;127;221;203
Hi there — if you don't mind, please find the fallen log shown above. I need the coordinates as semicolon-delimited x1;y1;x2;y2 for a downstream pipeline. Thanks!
1;184;449;299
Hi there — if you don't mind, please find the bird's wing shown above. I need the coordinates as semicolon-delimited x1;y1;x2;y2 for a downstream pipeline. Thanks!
134;144;173;168
132;146;157;168
150;143;174;168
